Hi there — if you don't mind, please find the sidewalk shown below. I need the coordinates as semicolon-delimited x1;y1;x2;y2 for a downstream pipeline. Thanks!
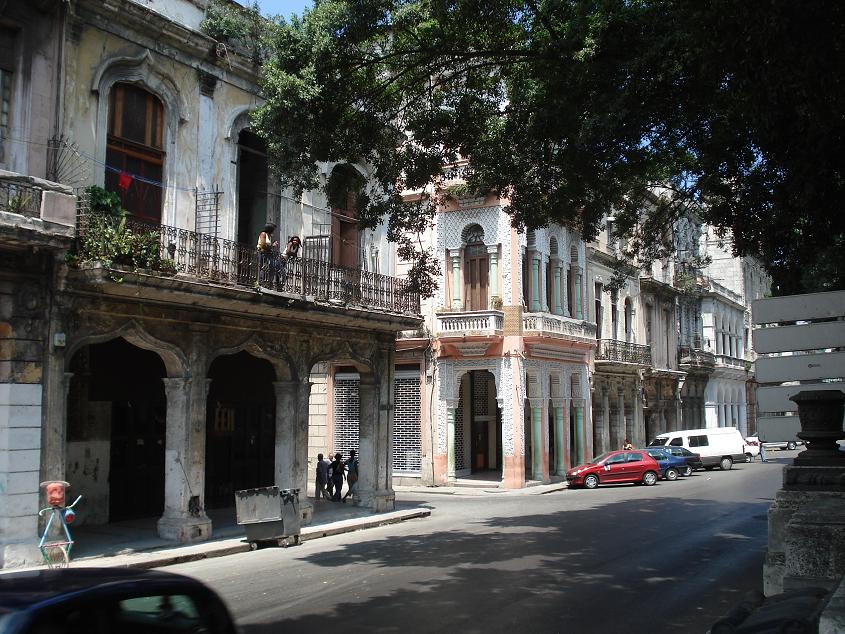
3;480;569;574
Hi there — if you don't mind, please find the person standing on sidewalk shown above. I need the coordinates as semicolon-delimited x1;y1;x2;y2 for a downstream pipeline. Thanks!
759;433;768;463
343;450;359;503
315;453;332;501
330;452;345;501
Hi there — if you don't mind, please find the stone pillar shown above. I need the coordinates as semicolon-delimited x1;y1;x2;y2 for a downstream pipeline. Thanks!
357;362;396;512
553;403;565;474
529;401;544;481
573;404;585;465
618;390;627;449
563;266;570;317
540;254;549;312
158;377;212;542
552;260;563;315
274;379;313;522
530;256;541;312
450;249;462;310
574;268;583;319
446;402;457;483
488;246;500;307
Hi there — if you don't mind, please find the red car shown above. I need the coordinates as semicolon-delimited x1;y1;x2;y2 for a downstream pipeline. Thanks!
566;450;661;489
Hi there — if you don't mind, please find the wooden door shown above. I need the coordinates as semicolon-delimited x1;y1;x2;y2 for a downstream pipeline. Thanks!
464;245;488;311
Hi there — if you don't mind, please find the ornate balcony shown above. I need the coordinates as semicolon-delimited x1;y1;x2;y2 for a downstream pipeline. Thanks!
714;354;747;371
678;345;716;373
436;310;504;336
75;212;420;315
523;312;596;343
595;339;652;366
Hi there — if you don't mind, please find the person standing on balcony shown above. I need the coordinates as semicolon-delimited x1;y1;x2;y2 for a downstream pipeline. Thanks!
278;235;301;286
257;223;280;287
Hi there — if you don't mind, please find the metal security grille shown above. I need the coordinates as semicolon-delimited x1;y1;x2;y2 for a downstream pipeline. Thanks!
473;371;490;416
332;375;360;456
455;392;467;470
393;375;421;473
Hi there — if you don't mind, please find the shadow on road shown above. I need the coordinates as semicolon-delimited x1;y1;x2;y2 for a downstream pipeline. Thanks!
237;496;769;634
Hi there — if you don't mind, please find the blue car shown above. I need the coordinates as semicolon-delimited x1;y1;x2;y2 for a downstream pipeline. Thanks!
644;447;689;480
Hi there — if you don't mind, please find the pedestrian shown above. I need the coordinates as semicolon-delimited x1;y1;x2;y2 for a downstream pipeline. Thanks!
622;439;634;451
759;433;768;463
315;453;332;501
277;235;301;286
342;449;359;503
256;223;280;287
330;452;345;501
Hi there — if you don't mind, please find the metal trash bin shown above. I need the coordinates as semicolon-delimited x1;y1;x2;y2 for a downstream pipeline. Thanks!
234;486;301;549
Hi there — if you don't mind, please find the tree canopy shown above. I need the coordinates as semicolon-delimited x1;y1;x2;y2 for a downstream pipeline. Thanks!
251;0;845;296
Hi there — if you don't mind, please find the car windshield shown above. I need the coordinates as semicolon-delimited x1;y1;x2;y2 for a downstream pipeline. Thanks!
590;452;613;464
647;438;668;446
646;449;666;459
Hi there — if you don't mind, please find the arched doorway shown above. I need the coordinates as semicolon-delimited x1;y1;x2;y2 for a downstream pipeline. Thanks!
205;352;276;509
462;370;502;473
66;338;167;523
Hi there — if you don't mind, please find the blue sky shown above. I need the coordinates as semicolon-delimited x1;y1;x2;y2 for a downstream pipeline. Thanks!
250;0;314;18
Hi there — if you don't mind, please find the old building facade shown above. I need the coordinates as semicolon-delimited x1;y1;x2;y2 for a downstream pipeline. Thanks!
0;0;419;569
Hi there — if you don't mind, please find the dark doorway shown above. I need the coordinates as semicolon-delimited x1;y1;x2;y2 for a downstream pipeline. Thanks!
205;352;276;509
469;370;500;472
67;338;167;523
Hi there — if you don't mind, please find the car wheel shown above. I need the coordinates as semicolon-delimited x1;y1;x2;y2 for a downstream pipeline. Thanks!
583;474;599;489
642;471;658;486
665;468;679;481
787;441;797;450
745;453;753;463
681;465;693;477
719;457;733;471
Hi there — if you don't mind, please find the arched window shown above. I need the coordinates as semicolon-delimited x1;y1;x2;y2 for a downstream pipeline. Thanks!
106;82;165;222
463;224;488;311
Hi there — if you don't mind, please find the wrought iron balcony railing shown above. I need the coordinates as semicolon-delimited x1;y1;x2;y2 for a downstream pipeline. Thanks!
678;345;716;370
0;178;42;218
76;212;420;315
595;339;652;365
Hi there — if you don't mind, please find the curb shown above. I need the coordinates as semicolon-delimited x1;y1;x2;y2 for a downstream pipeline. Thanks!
74;508;432;571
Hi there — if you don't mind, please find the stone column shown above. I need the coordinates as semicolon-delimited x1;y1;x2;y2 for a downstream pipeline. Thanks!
356;358;396;511
274;379;313;522
446;401;457;483
529;401;544;481
487;246;500;307
553;401;565;474
573;404;585;465
563;266;570;317
601;390;611;454
552;259;563;315
158;377;212;542
540;254;549;312
530;255;541;312
574;268;584;319
450;249;463;310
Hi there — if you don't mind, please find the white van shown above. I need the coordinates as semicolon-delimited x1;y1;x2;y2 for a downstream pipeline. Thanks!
647;427;747;470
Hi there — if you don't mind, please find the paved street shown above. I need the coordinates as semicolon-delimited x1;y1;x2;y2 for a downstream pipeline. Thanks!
170;456;790;634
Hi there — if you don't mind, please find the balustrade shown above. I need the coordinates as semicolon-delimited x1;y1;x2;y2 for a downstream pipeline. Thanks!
437;310;504;333
523;312;596;341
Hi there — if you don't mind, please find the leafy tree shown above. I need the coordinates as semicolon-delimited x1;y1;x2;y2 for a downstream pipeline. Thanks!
252;0;845;296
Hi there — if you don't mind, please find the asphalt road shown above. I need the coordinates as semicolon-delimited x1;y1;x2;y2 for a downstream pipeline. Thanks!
170;453;790;634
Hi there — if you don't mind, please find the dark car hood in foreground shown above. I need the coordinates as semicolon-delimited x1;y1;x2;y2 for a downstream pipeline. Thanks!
0;568;210;611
